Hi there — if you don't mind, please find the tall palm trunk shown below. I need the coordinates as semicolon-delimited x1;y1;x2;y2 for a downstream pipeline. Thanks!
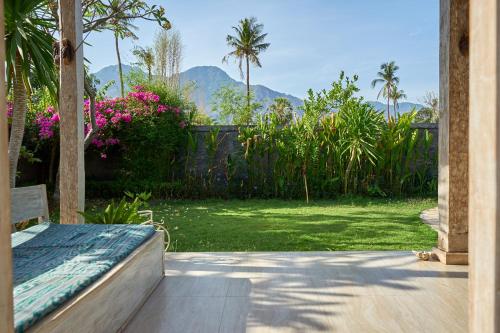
115;32;124;98
246;56;250;108
393;99;398;120
8;53;28;187
386;86;391;121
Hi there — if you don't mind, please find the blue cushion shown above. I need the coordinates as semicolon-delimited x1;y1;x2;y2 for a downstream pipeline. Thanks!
12;223;156;333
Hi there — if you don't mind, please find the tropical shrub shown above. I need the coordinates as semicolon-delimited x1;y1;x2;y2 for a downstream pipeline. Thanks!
237;72;436;201
12;84;191;189
79;191;151;224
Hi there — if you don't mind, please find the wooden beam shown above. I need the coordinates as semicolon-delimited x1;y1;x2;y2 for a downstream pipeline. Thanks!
435;0;469;265
469;0;500;331
59;0;85;224
0;0;14;329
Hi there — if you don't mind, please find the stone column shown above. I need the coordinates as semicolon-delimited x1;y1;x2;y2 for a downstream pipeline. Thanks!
433;0;469;265
469;0;500;331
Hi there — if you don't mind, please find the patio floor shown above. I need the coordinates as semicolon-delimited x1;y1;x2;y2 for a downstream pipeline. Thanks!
124;252;468;333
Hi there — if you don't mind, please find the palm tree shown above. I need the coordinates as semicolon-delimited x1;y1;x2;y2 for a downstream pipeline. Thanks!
109;0;138;97
5;0;57;187
133;46;155;81
371;61;400;121
269;97;293;124
223;17;270;107
390;88;407;117
113;26;137;97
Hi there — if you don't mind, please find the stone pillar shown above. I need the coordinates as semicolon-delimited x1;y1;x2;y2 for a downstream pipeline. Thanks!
469;0;500;331
433;0;469;265
59;0;85;224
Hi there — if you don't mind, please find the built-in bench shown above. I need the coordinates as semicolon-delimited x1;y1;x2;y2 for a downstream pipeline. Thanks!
11;185;164;333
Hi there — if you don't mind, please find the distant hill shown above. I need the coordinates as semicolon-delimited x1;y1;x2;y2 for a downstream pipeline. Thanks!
179;66;304;117
92;65;423;120
368;101;424;115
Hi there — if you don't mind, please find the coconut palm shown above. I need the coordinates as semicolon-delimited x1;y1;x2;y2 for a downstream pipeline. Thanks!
5;0;57;187
108;0;138;97
133;46;155;81
113;25;137;97
269;97;293;125
390;88;407;117
371;61;400;121
223;17;270;107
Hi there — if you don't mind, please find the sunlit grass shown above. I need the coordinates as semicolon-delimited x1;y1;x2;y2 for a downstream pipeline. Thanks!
146;197;437;252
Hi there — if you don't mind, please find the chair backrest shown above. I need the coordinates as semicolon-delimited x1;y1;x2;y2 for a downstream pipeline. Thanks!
11;185;49;224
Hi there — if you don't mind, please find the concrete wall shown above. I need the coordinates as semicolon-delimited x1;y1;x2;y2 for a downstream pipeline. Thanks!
184;123;439;187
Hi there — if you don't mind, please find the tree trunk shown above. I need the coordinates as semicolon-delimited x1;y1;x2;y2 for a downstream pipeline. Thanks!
246;56;250;108
8;53;28;188
115;32;124;98
393;100;397;120
386;86;391;122
148;66;152;81
302;164;309;204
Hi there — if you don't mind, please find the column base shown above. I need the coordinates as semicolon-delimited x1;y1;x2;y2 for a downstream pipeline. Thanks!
432;247;468;265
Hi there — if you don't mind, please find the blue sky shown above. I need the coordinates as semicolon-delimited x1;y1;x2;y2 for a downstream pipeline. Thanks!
86;0;439;102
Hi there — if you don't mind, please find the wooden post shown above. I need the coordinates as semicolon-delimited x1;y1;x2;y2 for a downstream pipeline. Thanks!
469;1;500;331
0;0;14;329
59;0;85;224
434;0;469;265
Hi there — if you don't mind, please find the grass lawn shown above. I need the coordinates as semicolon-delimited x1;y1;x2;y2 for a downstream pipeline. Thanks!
147;197;437;252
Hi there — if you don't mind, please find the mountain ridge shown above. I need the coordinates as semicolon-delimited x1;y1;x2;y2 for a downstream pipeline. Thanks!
92;65;423;119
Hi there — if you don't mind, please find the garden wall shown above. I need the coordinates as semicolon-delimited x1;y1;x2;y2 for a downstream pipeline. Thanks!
19;123;439;198
183;123;439;188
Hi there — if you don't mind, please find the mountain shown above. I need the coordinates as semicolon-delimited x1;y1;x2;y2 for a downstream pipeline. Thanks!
179;66;304;117
92;65;423;120
92;64;135;98
368;101;424;115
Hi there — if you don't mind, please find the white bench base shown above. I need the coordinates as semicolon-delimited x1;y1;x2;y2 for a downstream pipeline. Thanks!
27;231;164;333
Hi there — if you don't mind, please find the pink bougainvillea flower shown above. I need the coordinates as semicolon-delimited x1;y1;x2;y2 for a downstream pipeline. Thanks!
100;153;107;159
92;138;105;148
105;138;120;146
157;105;167;113
121;113;132;123
6;102;13;118
179;121;186;129
50;113;60;122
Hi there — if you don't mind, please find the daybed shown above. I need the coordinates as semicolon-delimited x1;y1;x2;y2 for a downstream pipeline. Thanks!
10;185;164;333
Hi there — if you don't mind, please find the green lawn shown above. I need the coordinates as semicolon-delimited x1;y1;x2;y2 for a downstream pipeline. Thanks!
147;197;437;252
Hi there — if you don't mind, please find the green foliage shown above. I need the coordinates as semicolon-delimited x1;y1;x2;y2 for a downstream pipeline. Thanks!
237;72;436;201
86;179;183;199
113;75;195;181
268;97;293;125
211;85;261;125
79;192;151;224
5;0;57;96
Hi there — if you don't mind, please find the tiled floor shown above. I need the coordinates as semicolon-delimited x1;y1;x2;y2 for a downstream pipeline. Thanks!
124;252;468;333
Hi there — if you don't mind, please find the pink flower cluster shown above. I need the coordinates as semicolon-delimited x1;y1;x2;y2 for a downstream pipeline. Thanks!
157;104;181;115
8;86;188;160
128;91;160;103
35;106;60;139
